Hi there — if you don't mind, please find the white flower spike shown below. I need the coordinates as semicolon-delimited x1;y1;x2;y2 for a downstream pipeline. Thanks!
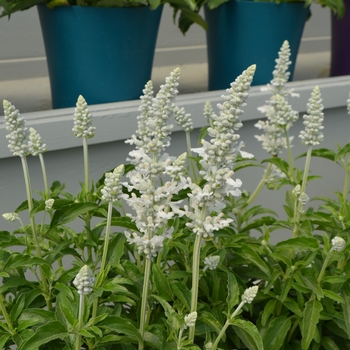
73;265;95;295
72;95;96;138
242;286;259;304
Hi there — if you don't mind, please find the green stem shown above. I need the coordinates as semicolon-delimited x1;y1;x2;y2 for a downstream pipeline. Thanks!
343;155;350;201
76;293;85;350
284;127;295;183
0;293;15;335
139;256;152;350
188;234;202;342
245;162;273;208
92;201;113;319
186;131;198;183
83;137;89;194
177;327;185;350
293;146;312;238
21;156;52;310
39;153;49;198
317;252;332;284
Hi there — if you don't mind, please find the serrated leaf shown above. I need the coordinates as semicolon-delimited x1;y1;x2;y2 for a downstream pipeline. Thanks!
231;319;264;350
151;294;181;330
263;316;292;350
18;320;68;350
4;253;50;270
50;202;99;228
341;286;350;338
96;216;138;231
200;311;222;335
226;272;239;313
323;289;344;303
275;237;319;251
300;300;323;350
152;264;173;301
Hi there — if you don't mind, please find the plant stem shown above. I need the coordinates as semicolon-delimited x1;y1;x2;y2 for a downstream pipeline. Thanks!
0;293;15;335
317;252;332;284
188;233;202;342
83;137;89;194
186;131;198;183
21;156;52;310
39;153;49;198
139;256;152;350
76;293;85;350
177;327;185;350
245;162;272;208
293;146;312;238
284;127;295;183
343;156;350;200
92;201;113;319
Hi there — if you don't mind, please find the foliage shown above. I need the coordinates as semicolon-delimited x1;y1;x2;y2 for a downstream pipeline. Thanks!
1;43;350;350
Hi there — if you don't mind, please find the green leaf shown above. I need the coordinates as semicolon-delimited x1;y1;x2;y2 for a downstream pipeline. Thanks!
96;216;138;231
4;253;50;270
335;143;350;162
263;316;292;350
226;272;239;313
261;299;277;327
152;264;173;301
235;245;271;278
262;158;290;176
18;320;68;350
283;298;303;318
0;334;10;349
297;148;336;162
275;237;319;251
106;233;126;267
231;319;264;350
96;315;143;343
341;286;350;338
50;202;99;228
199;311;222;335
321;336;341;350
151;294;181;330
300;300;323;350
300;270;324;298
323;289;344;303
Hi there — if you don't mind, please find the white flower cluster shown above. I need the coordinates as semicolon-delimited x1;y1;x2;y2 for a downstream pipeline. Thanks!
204;255;220;271
331;236;346;252
28;127;47;156
73;265;95;295
3;100;29;157
299;86;324;146
101;165;124;202
184;312;197;328
2;212;19;222
45;198;55;211
255;41;299;156
241;286;259;304
123;69;185;258
173;105;193;132
72;95;96;138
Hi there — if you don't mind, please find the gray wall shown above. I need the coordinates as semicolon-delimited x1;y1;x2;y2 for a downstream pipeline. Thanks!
0;75;349;241
0;4;331;81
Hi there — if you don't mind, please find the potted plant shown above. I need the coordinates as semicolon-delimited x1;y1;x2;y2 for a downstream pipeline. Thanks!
195;0;345;90
1;41;350;349
330;0;349;76
0;0;205;109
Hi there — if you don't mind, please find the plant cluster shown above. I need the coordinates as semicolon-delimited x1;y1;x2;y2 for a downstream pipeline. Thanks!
1;41;350;350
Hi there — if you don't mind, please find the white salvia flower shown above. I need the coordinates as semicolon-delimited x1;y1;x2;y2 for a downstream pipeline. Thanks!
293;184;301;196
298;192;309;206
173;105;193;132
45;198;55;210
164;152;187;179
242;286;259;304
203;101;214;126
254;119;288;156
204;255;220;271
331;236;346;252
184;312;197;328
72;95;96;138
2;212;19;222
299;86;324;146
101;164;124;202
28;127;47;156
269;94;299;127
3;100;29;157
73;265;95;295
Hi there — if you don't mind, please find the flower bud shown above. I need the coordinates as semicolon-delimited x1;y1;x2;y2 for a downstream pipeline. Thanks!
2;212;19;222
242;286;259;304
184;311;197;328
331;236;346;252
73;265;95;295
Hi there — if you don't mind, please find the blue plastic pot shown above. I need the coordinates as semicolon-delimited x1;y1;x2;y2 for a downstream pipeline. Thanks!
204;0;310;90
37;4;163;109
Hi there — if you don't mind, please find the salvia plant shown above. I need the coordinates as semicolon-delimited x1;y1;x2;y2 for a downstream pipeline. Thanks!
1;40;350;350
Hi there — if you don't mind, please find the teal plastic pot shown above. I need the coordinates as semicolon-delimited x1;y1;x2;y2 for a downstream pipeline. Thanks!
37;4;163;109
204;1;310;90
